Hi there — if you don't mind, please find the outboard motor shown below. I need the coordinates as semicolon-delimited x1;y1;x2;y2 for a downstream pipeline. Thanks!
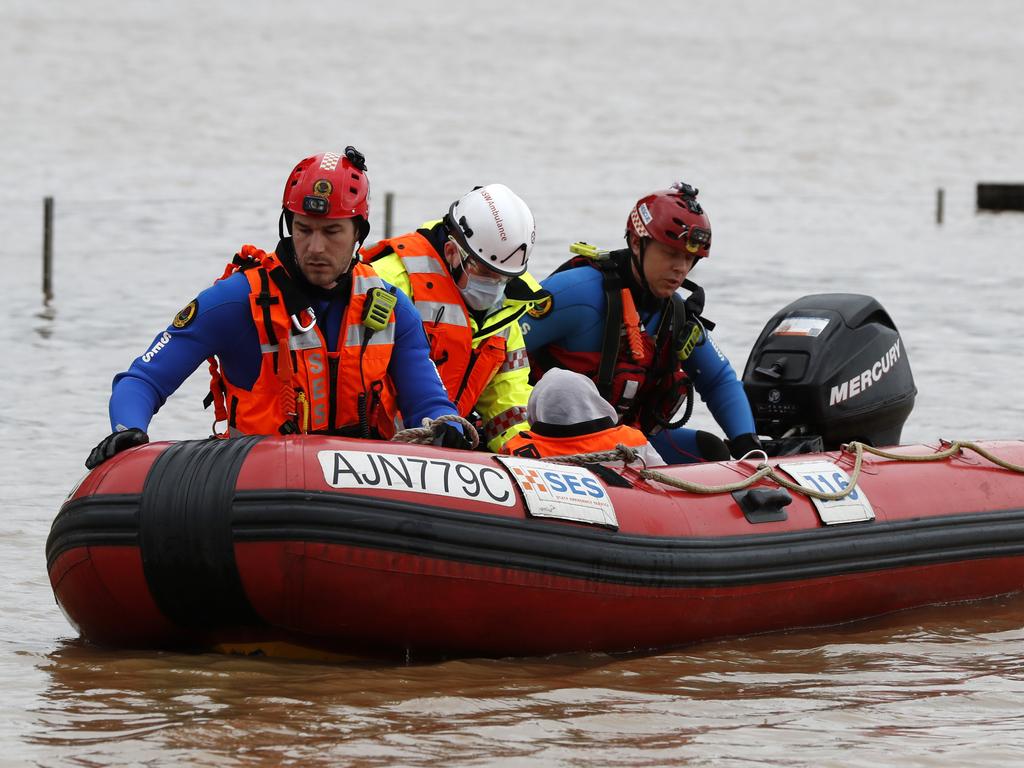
742;294;916;451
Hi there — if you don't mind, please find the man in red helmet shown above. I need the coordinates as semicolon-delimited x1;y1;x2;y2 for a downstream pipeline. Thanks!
86;148;466;468
521;183;761;464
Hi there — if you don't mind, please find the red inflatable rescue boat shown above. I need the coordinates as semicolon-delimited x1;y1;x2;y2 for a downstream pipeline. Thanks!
46;434;1024;659
48;293;1024;659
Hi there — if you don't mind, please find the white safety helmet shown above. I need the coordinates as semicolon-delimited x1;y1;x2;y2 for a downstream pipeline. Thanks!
444;183;535;277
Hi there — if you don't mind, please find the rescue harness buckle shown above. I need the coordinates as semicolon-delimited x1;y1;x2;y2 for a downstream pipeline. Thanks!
291;308;317;334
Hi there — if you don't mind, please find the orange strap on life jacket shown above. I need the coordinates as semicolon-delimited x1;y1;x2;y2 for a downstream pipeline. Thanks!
272;299;299;432
206;357;229;437
620;288;645;360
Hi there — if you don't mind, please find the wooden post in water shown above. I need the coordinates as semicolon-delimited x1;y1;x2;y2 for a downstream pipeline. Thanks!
42;196;54;304
935;188;944;225
384;192;394;239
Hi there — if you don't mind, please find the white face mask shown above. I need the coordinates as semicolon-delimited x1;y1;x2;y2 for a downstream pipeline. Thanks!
460;273;507;311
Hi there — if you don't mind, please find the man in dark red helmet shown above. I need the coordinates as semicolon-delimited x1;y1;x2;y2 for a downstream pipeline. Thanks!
86;148;466;468
521;183;761;464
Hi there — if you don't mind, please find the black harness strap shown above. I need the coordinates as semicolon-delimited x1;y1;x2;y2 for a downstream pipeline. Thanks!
544;253;625;400
595;262;623;400
253;268;282;375
254;269;278;346
267;264;314;319
680;278;715;331
474;304;531;340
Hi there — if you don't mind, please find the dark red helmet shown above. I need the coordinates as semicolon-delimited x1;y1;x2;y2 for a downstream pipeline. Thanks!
625;182;711;258
282;147;370;241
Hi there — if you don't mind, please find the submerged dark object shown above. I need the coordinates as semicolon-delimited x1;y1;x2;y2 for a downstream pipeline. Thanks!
977;183;1024;212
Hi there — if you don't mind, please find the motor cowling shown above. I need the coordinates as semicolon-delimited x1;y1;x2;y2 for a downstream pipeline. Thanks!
742;294;916;450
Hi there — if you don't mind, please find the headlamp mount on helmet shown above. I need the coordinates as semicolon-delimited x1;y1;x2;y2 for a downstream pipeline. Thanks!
344;145;367;172
302;195;330;216
672;181;700;200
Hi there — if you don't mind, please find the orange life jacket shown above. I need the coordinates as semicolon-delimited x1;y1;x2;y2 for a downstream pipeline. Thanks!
362;232;506;417
207;245;397;438
503;421;652;459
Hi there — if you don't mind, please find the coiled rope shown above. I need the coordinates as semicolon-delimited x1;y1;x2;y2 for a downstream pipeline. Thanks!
540;440;1024;501
391;414;481;449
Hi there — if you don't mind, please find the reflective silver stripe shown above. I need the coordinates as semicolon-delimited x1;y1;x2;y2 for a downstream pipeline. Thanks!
353;274;387;295
259;328;321;354
475;324;514;343
414;300;469;328
499;348;529;374
402;256;448;275
345;322;396;347
483;405;529;442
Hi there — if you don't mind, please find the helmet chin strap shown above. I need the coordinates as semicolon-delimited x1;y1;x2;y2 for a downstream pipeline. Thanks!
631;237;653;295
448;251;466;284
442;223;468;284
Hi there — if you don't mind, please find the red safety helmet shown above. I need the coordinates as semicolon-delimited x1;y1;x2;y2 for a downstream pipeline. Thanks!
625;182;711;258
282;147;370;242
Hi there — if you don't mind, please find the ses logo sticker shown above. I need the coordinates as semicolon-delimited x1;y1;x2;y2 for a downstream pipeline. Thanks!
496;456;618;528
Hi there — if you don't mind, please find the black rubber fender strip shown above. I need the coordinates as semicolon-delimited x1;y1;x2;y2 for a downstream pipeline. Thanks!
46;494;140;571
231;490;1024;588
47;485;1024;590
138;436;265;630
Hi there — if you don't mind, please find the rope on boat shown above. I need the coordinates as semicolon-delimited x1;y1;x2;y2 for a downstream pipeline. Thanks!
545;439;1024;500
390;414;481;449
539;443;643;466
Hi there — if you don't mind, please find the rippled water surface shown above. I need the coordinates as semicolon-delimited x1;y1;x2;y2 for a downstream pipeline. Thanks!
4;0;1024;764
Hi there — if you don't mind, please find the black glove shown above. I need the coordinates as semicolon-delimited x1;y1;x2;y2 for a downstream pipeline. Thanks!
432;423;472;451
727;432;764;459
86;428;149;469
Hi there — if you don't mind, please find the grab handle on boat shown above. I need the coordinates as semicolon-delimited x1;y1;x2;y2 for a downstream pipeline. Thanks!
732;487;792;524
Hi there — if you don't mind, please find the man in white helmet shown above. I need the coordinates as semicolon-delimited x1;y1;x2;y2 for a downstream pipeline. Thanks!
361;184;549;451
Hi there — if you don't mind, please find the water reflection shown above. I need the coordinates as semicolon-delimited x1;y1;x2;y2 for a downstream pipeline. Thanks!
28;597;1024;765
34;304;56;340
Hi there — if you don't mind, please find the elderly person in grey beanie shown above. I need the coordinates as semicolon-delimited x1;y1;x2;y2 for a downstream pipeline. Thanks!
501;368;666;466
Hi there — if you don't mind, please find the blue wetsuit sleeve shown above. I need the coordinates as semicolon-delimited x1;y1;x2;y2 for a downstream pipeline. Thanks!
520;268;606;352
387;289;460;426
108;274;258;432
682;329;757;439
